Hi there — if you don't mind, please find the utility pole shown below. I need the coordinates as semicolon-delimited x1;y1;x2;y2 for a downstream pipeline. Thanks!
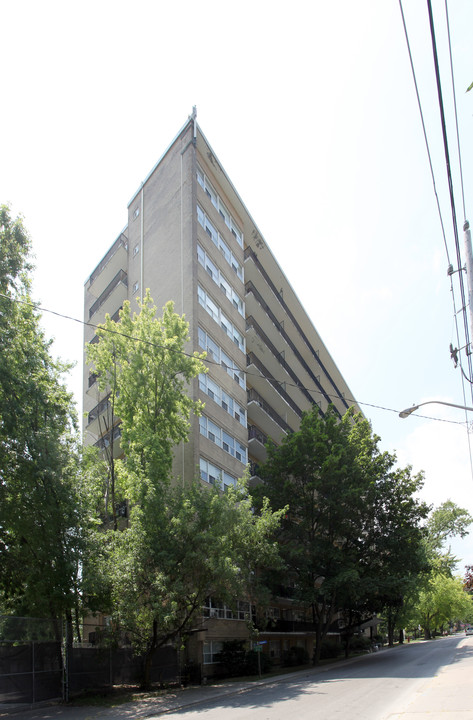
464;220;473;349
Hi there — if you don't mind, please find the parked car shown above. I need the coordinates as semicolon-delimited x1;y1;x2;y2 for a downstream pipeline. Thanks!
465;627;473;636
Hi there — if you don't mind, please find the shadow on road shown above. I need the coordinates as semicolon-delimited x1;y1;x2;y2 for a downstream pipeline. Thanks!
161;635;471;717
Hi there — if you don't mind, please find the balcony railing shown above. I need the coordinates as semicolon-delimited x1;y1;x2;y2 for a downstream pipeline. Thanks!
246;352;303;419
94;424;122;450
247;388;293;434
89;270;128;319
88;232;128;287
246;316;319;411
88;394;112;425
248;424;268;446
256;618;317;633
245;247;351;414
248;461;260;478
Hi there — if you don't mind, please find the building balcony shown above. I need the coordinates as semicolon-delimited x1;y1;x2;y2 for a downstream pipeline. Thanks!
247;388;292;443
87;233;128;299
256;619;317;634
86;394;118;439
89;269;128;320
246;352;302;428
246;316;325;418
94;424;122;459
247;424;270;463
248;461;261;484
244;247;351;418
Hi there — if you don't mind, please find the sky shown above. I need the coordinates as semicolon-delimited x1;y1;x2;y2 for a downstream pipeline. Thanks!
2;0;473;569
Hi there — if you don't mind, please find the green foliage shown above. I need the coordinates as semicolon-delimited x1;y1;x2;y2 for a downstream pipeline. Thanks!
84;294;283;687
316;638;341;660
346;635;371;653
282;645;309;667
244;648;272;675
86;292;206;490
399;502;473;640
217;640;272;677
217;640;247;677
424;501;472;574
0;205;84;621
103;479;282;655
255;405;428;659
410;574;473;638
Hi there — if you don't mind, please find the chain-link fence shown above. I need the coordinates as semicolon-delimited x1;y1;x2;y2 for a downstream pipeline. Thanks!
0;616;180;707
0;617;63;704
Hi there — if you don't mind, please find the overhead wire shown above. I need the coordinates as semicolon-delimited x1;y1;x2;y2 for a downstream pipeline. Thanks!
0;291;468;429
399;1;473;468
445;0;467;222
426;0;473;397
398;0;450;264
443;0;473;475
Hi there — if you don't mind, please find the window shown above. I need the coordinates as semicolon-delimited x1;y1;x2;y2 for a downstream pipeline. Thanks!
197;166;244;248
199;416;247;464
133;281;139;293
198;327;245;388
199;375;246;426
198;205;244;281
200;457;237;489
133;206;140;219
197;287;245;352
133;243;139;256
203;597;253;622
203;641;223;665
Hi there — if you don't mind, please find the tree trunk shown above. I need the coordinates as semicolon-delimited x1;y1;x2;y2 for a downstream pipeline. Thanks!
141;620;158;690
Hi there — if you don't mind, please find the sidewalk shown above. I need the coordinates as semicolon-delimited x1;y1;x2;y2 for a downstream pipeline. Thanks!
0;674;304;720
0;647;396;720
0;662;353;720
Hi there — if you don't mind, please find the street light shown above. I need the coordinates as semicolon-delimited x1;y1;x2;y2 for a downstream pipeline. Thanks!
399;400;473;419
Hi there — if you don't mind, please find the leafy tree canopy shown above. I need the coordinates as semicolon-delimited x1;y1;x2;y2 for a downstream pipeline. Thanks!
84;294;284;687
0;205;84;622
254;405;429;657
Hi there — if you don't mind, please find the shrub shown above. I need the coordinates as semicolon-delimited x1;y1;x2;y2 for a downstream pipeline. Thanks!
217;640;272;677
348;635;372;653
282;646;309;667
244;649;272;675
217;640;247;677
317;639;341;660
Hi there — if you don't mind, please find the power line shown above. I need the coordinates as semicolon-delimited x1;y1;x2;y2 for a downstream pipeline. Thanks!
398;0;450;264
445;0;467;223
0;291;468;428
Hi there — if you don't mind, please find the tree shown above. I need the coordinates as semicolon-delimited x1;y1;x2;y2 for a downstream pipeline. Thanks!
410;574;473;638
109;478;281;687
255;405;429;660
401;502;473;639
464;565;473;594
85;293;283;687
424;501;472;574
86;291;206;493
254;406;364;662
0;205;85;628
345;417;430;646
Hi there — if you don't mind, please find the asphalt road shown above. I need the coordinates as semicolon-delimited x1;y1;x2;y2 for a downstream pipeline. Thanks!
155;635;473;720
3;634;473;720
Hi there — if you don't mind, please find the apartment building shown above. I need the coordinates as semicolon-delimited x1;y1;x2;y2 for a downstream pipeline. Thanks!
83;112;361;673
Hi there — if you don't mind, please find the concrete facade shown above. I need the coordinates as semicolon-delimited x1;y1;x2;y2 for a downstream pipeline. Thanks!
83;114;361;674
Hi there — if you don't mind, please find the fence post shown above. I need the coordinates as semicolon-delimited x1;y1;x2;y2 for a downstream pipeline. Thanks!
63;619;69;703
32;640;35;705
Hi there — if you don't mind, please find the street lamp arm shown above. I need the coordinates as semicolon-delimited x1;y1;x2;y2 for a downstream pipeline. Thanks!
399;400;473;418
